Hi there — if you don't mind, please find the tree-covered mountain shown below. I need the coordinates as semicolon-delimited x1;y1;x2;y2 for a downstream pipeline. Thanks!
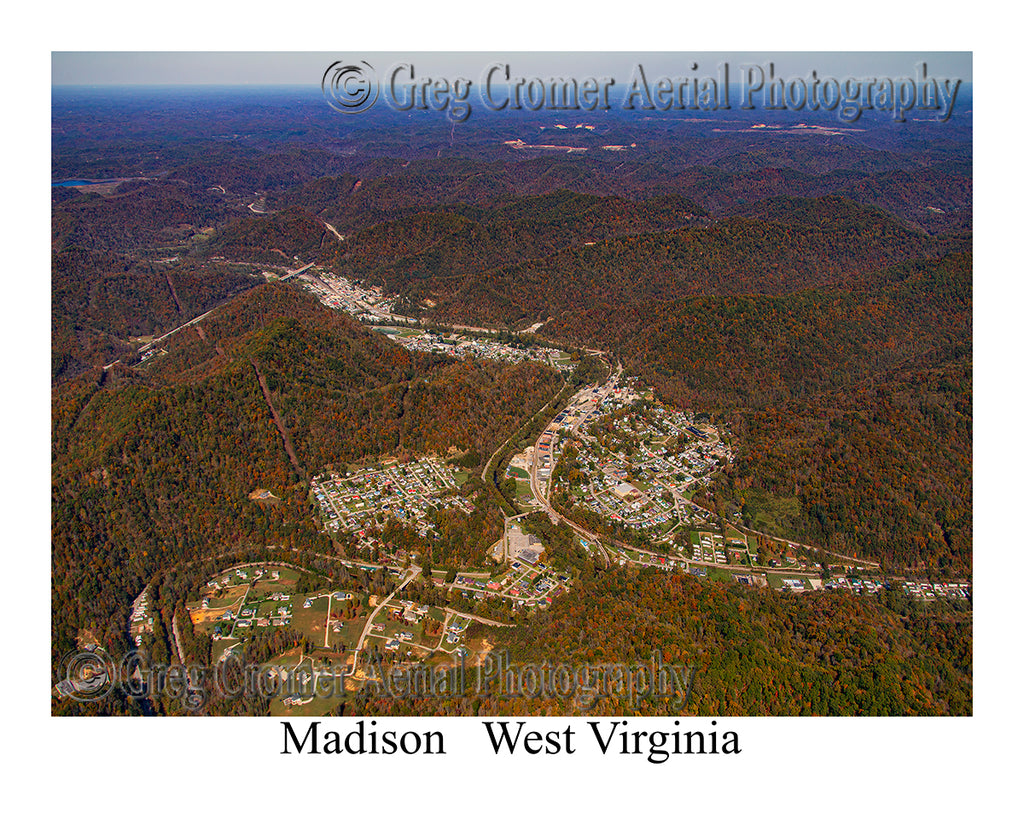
51;87;972;717
52;285;561;665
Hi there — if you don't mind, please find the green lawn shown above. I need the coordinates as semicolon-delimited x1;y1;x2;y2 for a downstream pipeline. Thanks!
516;480;535;500
319;618;363;652
724;526;747;544
210;638;241;663
194;589;247;610
266;649;349;717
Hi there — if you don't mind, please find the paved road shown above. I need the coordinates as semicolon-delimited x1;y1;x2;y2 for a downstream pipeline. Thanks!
443;607;515;628
133;307;218;354
347;565;422;673
322;221;345;242
526;362;623;566
277;261;315;281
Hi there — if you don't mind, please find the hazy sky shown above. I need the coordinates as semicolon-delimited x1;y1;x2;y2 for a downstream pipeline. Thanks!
52;52;972;86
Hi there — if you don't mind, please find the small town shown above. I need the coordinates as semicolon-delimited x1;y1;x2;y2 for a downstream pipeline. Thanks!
311;458;474;544
172;547;970;720
294;266;576;369
547;394;734;541
376;326;576;371
115;255;973;721
295;269;404;323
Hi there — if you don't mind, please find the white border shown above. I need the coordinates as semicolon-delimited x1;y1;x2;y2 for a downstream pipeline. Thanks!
17;2;1011;815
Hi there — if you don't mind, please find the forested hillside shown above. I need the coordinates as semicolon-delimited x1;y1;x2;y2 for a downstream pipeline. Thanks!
496;568;971;716
51;286;561;664
52;89;972;717
344;197;965;325
343;563;971;717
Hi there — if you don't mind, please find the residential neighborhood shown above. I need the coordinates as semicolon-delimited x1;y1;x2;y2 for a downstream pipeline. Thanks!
378;326;576;371
311;457;474;544
161;351;972;719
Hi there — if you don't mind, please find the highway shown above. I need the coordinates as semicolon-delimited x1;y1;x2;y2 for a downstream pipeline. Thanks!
276;261;315;281
526;360;623;567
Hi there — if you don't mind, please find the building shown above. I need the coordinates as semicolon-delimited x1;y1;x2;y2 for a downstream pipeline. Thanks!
507;524;544;563
613;482;639;499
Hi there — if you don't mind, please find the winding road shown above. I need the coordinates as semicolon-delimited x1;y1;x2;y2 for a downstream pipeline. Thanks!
346;565;422;674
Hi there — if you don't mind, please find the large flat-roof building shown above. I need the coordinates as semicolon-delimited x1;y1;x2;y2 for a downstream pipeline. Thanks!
507;524;545;564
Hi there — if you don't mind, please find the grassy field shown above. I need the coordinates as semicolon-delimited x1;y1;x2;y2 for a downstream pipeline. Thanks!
210;638;241;663
195;587;248;609
374;326;422;339
265;648;350;717
293;592;368;650
724;526;748;544
365;608;428;645
655;519;675;536
186;565;370;653
287;596;331;642
327;618;366;651
516;479;535;500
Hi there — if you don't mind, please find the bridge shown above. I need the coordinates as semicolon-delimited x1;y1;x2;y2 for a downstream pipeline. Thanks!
277;262;315;281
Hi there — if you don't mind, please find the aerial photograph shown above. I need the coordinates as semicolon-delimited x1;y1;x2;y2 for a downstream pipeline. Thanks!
51;50;973;722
